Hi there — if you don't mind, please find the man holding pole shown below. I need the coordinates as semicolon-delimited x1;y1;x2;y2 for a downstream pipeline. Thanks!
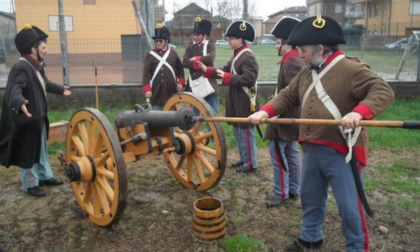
249;16;394;251
265;17;304;208
142;24;185;109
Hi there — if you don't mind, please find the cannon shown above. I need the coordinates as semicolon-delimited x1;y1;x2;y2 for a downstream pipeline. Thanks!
63;93;227;227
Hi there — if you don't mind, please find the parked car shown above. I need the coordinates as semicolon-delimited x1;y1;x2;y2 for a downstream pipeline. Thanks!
260;39;276;45
215;40;228;46
384;38;419;50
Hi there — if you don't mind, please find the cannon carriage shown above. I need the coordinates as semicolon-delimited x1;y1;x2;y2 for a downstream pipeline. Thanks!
62;93;227;227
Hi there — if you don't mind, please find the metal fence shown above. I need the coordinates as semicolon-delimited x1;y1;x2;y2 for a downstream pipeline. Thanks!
0;0;419;86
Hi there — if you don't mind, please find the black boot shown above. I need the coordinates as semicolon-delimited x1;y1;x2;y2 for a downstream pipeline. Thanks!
286;238;323;251
27;186;46;197
230;160;243;168
39;177;63;186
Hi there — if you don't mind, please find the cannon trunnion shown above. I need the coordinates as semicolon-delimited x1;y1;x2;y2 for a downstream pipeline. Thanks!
64;93;227;227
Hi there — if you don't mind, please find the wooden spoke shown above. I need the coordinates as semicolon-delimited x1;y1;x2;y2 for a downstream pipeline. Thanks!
187;156;194;183
77;122;89;155
95;151;110;167
97;167;115;180
176;155;186;171
92;184;101;216
196;143;216;156
94;182;110;214
96;177;115;201
71;136;86;156
194;151;215;173
83;183;92;204
192;156;206;184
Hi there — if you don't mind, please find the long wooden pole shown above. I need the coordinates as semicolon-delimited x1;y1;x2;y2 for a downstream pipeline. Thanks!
198;117;420;129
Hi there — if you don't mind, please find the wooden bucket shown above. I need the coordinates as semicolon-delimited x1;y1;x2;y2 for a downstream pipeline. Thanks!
192;197;226;244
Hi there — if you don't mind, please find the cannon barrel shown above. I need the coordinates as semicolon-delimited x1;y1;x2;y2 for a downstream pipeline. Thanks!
114;105;196;131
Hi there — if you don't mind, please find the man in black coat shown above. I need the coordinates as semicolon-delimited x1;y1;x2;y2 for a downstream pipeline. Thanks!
0;24;71;197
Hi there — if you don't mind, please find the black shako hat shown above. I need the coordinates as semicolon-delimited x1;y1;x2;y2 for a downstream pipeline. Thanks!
225;20;255;42
193;17;212;36
271;16;300;40
15;24;49;55
288;15;346;46
153;23;170;42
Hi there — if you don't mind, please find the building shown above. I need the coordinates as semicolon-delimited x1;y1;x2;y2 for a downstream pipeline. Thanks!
169;3;226;45
307;0;347;25
14;0;141;55
12;0;144;83
0;11;16;56
263;6;307;35
352;0;420;36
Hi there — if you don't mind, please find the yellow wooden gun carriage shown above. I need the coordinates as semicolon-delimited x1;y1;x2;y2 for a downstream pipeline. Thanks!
62;93;226;227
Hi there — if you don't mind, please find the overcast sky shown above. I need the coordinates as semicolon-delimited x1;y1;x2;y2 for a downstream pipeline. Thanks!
163;0;307;20
0;0;307;19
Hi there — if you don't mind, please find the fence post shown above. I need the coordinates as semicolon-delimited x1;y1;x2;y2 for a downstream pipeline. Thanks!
417;43;420;81
58;0;69;87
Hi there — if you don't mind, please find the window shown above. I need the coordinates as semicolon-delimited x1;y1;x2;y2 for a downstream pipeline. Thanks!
410;1;420;15
48;16;74;32
368;5;373;18
83;0;96;4
374;4;379;17
335;4;342;14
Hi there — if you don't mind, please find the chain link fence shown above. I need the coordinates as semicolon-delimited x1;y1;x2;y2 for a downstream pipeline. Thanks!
0;0;419;86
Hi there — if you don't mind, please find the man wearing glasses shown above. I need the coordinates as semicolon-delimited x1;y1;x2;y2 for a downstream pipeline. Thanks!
142;24;185;109
198;20;259;173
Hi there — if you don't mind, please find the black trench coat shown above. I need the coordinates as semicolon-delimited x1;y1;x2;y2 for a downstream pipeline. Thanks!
0;56;64;168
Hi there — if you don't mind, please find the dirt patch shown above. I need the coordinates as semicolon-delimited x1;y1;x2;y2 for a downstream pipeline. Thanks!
0;148;419;252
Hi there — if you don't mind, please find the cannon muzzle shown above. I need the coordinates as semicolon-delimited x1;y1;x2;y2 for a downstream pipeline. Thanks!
114;105;196;131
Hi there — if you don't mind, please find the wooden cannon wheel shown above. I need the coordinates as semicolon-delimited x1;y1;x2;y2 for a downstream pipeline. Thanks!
66;108;127;227
163;92;227;191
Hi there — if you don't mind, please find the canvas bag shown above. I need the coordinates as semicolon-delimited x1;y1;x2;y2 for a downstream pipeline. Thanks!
189;40;215;98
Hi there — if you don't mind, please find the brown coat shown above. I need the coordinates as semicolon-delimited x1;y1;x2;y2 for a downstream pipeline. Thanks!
182;40;218;95
266;56;394;148
265;54;304;141
208;46;259;128
142;48;184;106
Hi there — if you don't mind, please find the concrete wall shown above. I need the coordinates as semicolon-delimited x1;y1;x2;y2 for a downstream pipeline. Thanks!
1;81;420;110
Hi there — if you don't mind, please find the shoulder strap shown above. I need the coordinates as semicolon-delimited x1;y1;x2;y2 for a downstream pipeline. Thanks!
302;54;345;107
149;48;176;86
203;40;209;56
231;48;252;74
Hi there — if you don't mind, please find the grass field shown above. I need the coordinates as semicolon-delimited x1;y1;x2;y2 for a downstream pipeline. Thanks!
175;44;418;82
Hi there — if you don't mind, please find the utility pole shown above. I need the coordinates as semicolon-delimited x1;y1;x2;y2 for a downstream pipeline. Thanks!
242;0;249;21
58;0;69;87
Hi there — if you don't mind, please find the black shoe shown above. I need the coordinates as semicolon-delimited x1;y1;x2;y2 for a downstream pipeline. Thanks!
265;196;288;208
289;193;299;200
231;160;243;168
286;238;323;251
39;177;63;186
236;165;257;173
27;186;46;197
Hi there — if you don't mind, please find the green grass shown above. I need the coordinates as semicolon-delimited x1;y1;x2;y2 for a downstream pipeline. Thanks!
221;234;264;252
366;99;420;150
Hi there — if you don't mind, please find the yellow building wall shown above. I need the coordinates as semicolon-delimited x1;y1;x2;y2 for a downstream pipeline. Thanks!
355;0;420;36
15;0;141;54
